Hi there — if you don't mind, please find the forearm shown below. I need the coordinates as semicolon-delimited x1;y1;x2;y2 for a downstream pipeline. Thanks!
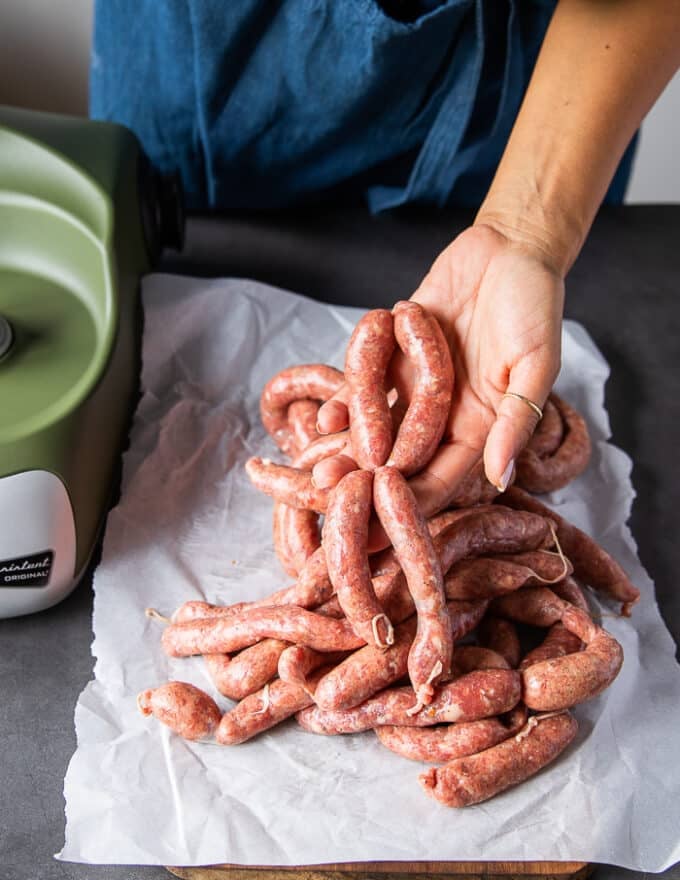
476;0;680;276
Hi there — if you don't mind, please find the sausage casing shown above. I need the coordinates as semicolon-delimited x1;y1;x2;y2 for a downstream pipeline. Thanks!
137;681;222;741
162;606;364;657
502;488;640;615
245;457;330;512
324;469;393;646
299;669;521;734
374;466;451;706
420;712;578;807
376;705;528;763
345;309;395;470
387;301;454;476
260;364;344;454
521;605;623;710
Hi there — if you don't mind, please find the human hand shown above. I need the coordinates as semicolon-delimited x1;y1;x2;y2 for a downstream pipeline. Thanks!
315;223;565;518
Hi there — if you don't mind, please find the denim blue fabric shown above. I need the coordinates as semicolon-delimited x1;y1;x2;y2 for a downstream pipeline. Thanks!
90;0;635;211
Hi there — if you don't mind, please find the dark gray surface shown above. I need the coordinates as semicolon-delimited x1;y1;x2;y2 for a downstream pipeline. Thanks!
1;206;678;880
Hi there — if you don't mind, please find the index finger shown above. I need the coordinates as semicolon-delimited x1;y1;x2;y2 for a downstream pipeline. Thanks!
316;385;350;434
408;439;486;519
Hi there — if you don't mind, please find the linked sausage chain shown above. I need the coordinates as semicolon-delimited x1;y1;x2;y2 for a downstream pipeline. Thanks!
139;303;639;808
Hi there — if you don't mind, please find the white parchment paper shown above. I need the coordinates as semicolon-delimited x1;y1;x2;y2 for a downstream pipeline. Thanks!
59;275;680;869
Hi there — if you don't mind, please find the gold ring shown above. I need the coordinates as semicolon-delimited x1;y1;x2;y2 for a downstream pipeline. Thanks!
503;392;543;420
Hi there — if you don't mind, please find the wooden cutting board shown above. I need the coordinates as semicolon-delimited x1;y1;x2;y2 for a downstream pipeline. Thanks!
166;861;592;880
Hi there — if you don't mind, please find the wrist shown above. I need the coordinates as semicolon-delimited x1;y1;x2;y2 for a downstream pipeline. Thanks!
475;175;586;279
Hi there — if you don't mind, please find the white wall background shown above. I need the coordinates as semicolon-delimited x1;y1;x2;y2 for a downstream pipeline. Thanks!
0;0;93;117
0;0;678;203
626;73;680;203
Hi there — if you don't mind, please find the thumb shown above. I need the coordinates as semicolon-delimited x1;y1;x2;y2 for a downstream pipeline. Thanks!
483;346;559;491
316;384;350;434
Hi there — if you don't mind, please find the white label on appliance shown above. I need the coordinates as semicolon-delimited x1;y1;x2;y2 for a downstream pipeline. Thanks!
0;470;76;617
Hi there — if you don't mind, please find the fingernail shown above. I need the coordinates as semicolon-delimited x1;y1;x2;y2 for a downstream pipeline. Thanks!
495;459;514;493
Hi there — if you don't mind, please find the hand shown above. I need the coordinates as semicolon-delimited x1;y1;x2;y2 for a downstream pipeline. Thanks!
405;222;564;511
316;223;564;517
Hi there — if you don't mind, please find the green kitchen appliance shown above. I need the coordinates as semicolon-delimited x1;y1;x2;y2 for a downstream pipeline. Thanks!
0;106;183;618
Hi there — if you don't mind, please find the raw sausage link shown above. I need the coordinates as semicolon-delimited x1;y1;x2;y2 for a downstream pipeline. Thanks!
490;587;566;628
387;301;454;476
476;617;522;669
170;550;334;623
495;550;573;584
526;395;563;458
375;705;529;763
502;487;640;615
203;653;233;696
171;600;251;624
290;545;334;608
313;600;488;711
444;557;542;601
521;604;624;710
427;507;484;537
551;576;590;612
375;571;484;637
277;645;348;693
449;644;511;674
258;545;334;611
287;399;321;456
343;570;420;631
217;676;319;745
272;502;298;577
516;394;592;493
298;669;521;734
420;669;521;724
161;606;364;657
168;585;340;628
292;431;351;471
374;570;418;623
519;624;583;671
434;506;553;575
279;504;321;576
207;639;289;700
314;617;417;712
172;582;328;624
324;470;393;647
245;457;329;512
374;466;452;707
345;309;396;469
260;364;344;454
420;711;578;807
369;546;401;578
137;681;221;741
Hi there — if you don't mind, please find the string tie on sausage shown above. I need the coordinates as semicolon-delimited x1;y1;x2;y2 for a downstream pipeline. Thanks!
145;608;172;625
406;660;444;716
529;529;570;584
253;683;271;716
514;710;568;743
371;613;395;649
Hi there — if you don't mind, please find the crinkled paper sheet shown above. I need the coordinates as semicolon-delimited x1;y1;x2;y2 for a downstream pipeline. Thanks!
59;275;680;869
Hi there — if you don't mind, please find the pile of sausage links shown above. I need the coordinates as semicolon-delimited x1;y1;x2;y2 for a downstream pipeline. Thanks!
139;302;640;808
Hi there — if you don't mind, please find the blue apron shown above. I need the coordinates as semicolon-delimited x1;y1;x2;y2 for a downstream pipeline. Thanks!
90;0;635;212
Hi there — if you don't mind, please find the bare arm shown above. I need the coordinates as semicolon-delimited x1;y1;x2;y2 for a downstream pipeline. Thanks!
318;2;680;511
473;0;680;486
477;0;680;276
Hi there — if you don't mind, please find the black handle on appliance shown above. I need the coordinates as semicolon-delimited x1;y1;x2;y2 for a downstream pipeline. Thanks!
138;153;186;264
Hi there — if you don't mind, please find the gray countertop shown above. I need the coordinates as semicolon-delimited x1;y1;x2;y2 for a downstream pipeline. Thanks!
1;205;678;880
